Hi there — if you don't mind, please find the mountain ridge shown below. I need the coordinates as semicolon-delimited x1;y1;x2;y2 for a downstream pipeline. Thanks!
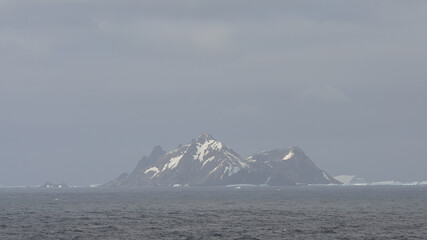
106;134;340;187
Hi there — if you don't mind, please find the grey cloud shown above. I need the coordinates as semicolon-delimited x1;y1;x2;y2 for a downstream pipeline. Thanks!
95;18;233;55
300;85;350;104
1;0;426;185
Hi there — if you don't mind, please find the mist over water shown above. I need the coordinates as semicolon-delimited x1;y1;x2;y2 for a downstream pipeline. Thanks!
1;186;426;239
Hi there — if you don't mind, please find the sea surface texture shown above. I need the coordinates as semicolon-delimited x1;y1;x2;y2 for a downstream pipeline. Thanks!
0;186;426;239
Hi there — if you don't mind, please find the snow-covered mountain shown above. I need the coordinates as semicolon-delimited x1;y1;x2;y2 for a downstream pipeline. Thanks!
247;146;340;185
106;134;339;187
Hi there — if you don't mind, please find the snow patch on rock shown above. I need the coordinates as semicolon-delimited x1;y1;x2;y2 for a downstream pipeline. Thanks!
144;167;160;178
208;163;222;176
162;154;183;171
283;150;295;160
193;140;214;161
322;172;330;180
264;176;272;184
202;156;215;167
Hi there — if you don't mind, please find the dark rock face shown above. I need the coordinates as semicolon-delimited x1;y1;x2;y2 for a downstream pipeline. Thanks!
247;147;341;185
105;134;340;187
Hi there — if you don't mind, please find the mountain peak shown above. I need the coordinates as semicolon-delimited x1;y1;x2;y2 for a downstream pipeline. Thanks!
282;146;306;160
196;133;216;142
150;145;166;158
192;133;226;161
288;146;305;154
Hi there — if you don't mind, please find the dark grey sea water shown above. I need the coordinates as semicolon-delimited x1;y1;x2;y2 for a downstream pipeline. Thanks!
0;186;426;240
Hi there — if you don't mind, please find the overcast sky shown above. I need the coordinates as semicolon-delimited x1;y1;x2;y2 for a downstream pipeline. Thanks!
1;0;426;186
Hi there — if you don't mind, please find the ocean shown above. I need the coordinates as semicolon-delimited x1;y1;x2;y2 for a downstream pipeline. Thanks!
0;186;426;239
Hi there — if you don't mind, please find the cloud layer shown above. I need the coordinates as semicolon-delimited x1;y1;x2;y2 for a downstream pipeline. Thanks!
1;0;427;185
